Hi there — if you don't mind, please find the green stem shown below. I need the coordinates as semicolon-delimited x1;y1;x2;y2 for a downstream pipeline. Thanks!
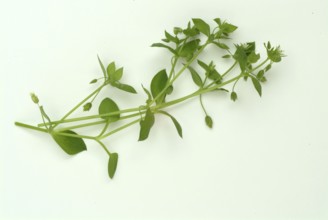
39;107;143;127
54;132;95;140
221;61;237;78
94;139;111;156
99;118;141;140
15;122;48;133
199;94;208;115
52;84;105;128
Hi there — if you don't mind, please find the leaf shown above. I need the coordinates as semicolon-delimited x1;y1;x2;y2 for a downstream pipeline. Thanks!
265;64;272;72
98;98;120;121
108;153;118;179
159;111;183;138
141;84;152;104
221;22;238;33
257;70;265;80
213;42;230;50
165;31;179;44
192;18;210;36
151;43;176;55
179;39;200;58
83;102;92;111
222;54;231;59
197;60;210;72
52;130;87;155
138;108;155;141
97;55;107;79
150;69;168;105
113;67;123;81
112;82;137;94
231;91;237;101
214;18;222;26
251;77;262;96
173;27;183;35
247;51;260;63
205;115;213;128
106;62;116;79
187;66;203;87
233;44;248;71
166;85;173;95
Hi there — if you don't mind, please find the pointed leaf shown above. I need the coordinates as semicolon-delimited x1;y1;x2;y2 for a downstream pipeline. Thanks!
112;82;137;94
179;39;200;58
52;130;87;155
158;111;183;138
192;18;210;36
106;62;116;79
165;31;179;44
150;69;168;104
151;43;177;55
138;108;155;141
222;54;231;59
90;79;98;84
251;77;262;96
141;84;152;104
187;66;203;87
213;42;230;50
83;102;92;111
98;98;120;121
97;55;107;79
108;153;118;179
113;67;123;81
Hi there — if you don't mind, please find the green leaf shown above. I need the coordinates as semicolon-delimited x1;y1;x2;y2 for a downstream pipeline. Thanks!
151;43;176;55
165;31;179;44
213;42;230;50
97;55;107;79
192;18;210;36
112;82;137;94
205;115;213;128
214;18;222;26
247;51;260;63
197;60;210;72
222;54;231;59
83;102;92;111
231;91;237;101
159;111;183;138
257;70;265;80
220;22;238;34
52;130;87;155
90;79;97;84
106;62;116;79
265;64;272;72
98;98;120;121
233;44;248;71
113;67;123;81
108;153;118;179
150;69;168;105
251;77;262;96
187;66;203;87
173;27;183;35
139;108;155;141
179;39;200;58
166;85;173;95
141;84;152;104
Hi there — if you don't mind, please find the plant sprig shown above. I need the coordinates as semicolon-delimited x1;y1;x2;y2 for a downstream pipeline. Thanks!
15;18;285;180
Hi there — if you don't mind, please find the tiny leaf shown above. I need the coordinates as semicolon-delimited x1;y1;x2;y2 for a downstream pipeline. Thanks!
99;98;120;121
213;42;230;50
52;130;87;155
251;77;262;96
112;82;137;94
151;43;177;55
150;69;168;105
141;84;152;104
166;85;174;95
222;54;231;59
192;18;210;36
108;153;118;179
139;108;155;141
165;31;179;44
187;66;203;87
90;79;97;84
205;115;213;128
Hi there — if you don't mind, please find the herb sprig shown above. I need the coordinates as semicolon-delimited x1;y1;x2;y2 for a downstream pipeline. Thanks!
15;18;285;179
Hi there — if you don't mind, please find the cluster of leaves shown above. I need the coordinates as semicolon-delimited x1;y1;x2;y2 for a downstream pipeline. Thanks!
16;18;284;180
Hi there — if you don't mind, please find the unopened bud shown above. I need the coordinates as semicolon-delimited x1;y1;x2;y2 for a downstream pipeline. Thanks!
83;102;92;111
30;93;39;104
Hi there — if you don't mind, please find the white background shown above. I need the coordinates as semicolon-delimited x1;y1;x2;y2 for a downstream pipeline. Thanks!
1;0;328;219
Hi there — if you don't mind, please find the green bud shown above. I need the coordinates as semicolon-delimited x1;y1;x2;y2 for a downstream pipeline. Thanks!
83;102;92;111
205;115;213;128
90;79;97;84
30;93;39;104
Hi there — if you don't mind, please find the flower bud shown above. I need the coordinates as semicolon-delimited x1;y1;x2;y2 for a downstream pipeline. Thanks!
30;93;39;104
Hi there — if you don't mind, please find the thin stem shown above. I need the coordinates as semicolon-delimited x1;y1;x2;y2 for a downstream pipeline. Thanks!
98;120;110;138
99;118;141;140
221;61;237;78
15;122;48;133
94;139;111;156
52;84;105;128
39;107;143;127
199;95;208;115
168;56;178;80
54;131;95;140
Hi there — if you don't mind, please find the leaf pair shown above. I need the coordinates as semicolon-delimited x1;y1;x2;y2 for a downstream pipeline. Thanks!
138;109;183;141
97;56;137;94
